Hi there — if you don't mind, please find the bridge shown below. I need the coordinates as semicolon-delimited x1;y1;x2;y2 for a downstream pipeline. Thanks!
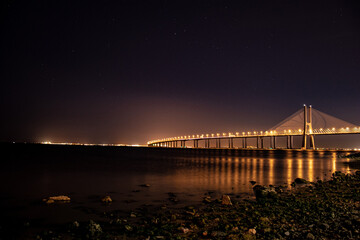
147;105;360;150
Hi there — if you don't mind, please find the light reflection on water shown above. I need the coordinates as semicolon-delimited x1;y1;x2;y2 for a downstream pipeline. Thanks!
0;146;357;223
162;151;353;196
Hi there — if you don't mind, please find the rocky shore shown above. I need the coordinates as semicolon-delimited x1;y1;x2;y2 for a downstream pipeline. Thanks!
4;171;360;239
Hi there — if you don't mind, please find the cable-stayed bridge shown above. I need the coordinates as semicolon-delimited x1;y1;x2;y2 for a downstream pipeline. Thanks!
147;105;360;150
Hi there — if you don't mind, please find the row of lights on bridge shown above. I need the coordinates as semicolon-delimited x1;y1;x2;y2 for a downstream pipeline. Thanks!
148;126;358;144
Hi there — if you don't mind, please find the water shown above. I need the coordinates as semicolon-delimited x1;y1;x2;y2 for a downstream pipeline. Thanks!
0;143;357;228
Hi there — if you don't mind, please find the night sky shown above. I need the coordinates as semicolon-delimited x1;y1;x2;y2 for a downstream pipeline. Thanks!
1;1;360;146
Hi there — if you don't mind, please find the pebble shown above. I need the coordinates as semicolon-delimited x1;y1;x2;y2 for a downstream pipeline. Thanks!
307;233;315;239
221;195;232;205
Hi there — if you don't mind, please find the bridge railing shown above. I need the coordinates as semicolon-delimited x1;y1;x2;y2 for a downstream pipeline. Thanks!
147;126;360;145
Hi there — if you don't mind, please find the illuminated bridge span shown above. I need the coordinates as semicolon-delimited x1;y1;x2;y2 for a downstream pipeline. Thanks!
147;105;360;150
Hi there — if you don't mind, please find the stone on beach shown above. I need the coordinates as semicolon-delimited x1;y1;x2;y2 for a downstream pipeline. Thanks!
43;195;70;204
294;178;308;184
140;184;151;187
221;195;232;205
252;185;277;200
101;196;112;203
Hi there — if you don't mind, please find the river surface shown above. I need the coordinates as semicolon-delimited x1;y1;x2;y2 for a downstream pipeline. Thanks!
0;143;357;228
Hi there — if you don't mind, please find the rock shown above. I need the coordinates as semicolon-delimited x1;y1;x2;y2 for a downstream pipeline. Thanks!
203;196;212;203
242;233;256;240
294;178;308;184
211;231;227;237
72;221;80;228
140;184;151;187
250;181;257;185
253;185;277;200
285;231;290;236
321;223;330;230
87;220;102;237
44;199;55;204
178;227;190;233
125;225;133;231
306;233;315;239
221;195;232;205
49;195;70;201
101;196;112;203
43;195;70;204
248;228;256;235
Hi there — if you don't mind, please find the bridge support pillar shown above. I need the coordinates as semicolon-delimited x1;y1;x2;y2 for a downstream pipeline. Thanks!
302;105;316;150
260;137;264;148
243;138;247;148
216;139;221;148
287;136;290;149
256;136;259;149
229;138;233;148
310;135;315;149
274;137;276;149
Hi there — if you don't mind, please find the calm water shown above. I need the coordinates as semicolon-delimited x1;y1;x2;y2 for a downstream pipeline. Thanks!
0;143;357;227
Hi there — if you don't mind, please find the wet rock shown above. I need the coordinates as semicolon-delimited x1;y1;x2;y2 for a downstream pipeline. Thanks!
306;233;315;239
101;196;112;203
248;228;256;235
253;185;277;200
140;184;151;187
44;199;55;204
221;195;232;205
250;180;257;185
321;223;330;230
125;225;133;231
43;195;70;204
178;226;190;233
87;220;102;237
294;178;308;184
203;196;212;203
71;221;80;229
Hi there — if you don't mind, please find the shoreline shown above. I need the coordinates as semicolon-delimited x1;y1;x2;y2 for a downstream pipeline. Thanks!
3;171;360;239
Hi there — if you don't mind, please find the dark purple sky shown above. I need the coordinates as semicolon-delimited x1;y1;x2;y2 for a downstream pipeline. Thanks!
1;0;360;146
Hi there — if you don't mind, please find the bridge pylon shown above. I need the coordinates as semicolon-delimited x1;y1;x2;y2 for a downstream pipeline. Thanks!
302;104;315;150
